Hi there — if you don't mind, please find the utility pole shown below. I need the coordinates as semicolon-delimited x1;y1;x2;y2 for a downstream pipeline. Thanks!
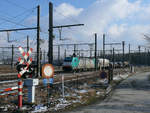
64;49;66;58
89;44;93;58
138;45;141;53
138;45;141;65
47;2;84;61
95;33;97;71
145;48;147;65
58;45;60;65
112;47;115;80
37;5;40;77
74;44;76;55
144;48;146;53
27;35;29;52
104;42;121;66
78;50;80;58
49;2;53;64
122;41;125;66
103;34;105;68
90;48;92;58
112;48;115;69
129;44;131;64
58;28;62;40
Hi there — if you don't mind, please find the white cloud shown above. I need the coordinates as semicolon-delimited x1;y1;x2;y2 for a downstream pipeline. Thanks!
54;3;83;21
23;0;150;51
110;0;140;19
61;0;150;47
108;24;127;38
77;0;141;35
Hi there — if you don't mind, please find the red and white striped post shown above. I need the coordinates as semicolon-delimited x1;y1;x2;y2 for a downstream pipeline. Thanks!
18;79;23;109
17;46;33;109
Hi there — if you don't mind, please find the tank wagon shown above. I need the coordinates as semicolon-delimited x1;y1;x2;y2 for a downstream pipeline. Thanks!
62;57;110;71
97;59;110;69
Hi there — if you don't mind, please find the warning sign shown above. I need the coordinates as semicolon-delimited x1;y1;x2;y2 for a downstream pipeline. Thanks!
17;46;33;78
42;64;54;79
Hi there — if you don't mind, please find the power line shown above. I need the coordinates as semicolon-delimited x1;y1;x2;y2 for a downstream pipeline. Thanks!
3;0;27;10
53;7;81;24
0;1;37;28
0;15;48;36
0;7;36;26
0;16;29;28
13;7;37;18
13;9;36;28
0;3;48;38
0;7;36;19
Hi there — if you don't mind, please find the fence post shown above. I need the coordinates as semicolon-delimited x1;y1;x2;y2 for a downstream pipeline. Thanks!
111;48;114;81
64;49;66;58
122;41;125;67
58;45;60;65
11;45;14;69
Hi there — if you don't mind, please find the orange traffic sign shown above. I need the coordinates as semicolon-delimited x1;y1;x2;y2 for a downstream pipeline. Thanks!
42;64;54;79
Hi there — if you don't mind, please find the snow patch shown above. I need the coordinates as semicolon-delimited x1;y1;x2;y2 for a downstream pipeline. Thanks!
31;104;47;113
54;98;71;110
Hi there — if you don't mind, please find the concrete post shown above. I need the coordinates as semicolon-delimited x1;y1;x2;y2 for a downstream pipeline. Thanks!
24;79;39;103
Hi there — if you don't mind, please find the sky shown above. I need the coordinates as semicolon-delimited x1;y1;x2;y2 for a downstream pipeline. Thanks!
0;0;150;54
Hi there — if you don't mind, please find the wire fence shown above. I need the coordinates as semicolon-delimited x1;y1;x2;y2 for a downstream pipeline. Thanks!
0;46;150;67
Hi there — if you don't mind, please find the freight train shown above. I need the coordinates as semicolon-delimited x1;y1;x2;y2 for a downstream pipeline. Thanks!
62;56;110;71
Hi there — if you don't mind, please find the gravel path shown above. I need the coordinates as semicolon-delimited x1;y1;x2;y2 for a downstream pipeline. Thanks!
67;72;150;113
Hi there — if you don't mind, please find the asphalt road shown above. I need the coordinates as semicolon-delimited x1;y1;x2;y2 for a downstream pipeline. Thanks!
67;72;150;113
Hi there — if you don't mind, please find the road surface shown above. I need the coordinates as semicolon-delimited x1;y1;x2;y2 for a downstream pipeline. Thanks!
67;72;150;113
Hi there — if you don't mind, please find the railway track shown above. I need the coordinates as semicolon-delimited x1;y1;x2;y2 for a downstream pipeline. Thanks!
0;67;133;97
0;71;100;97
0;68;130;82
0;71;99;84
0;69;97;81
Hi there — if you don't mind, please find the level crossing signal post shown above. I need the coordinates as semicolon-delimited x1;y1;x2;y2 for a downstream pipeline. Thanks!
17;46;33;109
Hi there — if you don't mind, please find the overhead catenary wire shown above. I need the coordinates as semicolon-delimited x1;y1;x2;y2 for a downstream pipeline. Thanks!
0;7;37;22
12;9;36;29
0;1;48;58
0;4;48;36
0;1;87;52
53;7;81;24
51;7;85;40
0;15;48;36
13;7;37;18
0;0;85;38
2;0;27;10
0;8;37;29
0;16;31;28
